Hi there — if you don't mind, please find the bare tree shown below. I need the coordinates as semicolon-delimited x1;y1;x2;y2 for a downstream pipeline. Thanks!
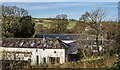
79;8;106;56
50;14;69;34
2;50;32;69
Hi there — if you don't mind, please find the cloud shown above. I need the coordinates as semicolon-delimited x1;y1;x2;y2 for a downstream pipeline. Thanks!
1;0;119;2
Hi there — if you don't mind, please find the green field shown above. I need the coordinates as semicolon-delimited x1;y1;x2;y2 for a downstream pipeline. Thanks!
33;18;76;29
67;21;76;29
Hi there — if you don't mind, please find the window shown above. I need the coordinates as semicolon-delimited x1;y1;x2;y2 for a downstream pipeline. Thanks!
36;55;39;65
31;43;35;47
19;42;24;47
36;49;38;52
51;57;55;64
49;57;60;64
43;57;46;63
56;57;60;63
43;43;47;47
54;51;56;53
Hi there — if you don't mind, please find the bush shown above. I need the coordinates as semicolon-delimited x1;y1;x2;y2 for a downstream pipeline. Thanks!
107;53;120;70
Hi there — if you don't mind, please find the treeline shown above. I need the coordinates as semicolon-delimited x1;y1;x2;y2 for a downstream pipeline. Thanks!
2;6;119;42
2;6;35;38
35;18;119;39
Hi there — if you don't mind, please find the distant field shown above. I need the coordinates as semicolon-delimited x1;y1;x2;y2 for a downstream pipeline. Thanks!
33;18;76;29
67;21;76;29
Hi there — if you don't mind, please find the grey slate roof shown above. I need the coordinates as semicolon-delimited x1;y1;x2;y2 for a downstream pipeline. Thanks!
2;38;66;49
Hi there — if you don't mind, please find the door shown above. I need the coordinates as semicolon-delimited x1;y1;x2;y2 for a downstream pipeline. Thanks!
36;55;39;65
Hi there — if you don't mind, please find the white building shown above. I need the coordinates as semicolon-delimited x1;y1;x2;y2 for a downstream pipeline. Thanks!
0;38;67;66
0;35;109;67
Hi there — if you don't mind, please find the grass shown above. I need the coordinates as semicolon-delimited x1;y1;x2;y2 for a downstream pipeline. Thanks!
45;56;116;68
80;56;104;62
67;21;76;29
43;20;53;23
33;18;76;29
35;22;49;27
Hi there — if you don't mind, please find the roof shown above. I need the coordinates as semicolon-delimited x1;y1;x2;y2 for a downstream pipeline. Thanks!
58;40;69;48
34;34;87;40
68;40;110;46
67;40;111;50
2;38;66;49
66;40;112;54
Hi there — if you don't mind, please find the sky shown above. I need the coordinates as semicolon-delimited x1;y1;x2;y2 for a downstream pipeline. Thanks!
1;2;118;21
0;0;119;2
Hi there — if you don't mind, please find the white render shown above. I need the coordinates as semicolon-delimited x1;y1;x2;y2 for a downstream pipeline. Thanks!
0;47;65;65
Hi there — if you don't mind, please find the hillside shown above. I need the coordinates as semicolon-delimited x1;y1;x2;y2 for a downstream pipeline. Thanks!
32;18;118;37
33;18;76;29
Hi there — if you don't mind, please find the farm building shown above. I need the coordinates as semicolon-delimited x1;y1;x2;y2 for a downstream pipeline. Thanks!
0;34;109;68
0;38;69;66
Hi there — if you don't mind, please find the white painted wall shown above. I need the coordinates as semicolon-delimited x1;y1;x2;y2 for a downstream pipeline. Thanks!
0;47;65;65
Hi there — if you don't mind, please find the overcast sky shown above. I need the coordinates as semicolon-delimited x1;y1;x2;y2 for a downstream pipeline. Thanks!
0;0;120;2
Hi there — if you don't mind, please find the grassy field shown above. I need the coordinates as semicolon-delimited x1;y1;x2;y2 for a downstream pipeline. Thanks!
33;18;76;29
67;21;76;29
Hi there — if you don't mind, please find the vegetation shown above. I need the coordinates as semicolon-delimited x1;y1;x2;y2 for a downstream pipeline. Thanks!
50;14;69;34
1;5;120;69
107;54;120;70
13;16;35;38
79;8;106;56
2;6;118;39
2;50;32;69
32;56;116;68
2;6;35;38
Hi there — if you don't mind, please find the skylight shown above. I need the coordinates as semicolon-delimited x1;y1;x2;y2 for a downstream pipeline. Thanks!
43;43;47;47
19;42;24;47
31;43;35;47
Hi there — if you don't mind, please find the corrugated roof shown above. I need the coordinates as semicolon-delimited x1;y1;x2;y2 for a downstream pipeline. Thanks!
34;34;84;40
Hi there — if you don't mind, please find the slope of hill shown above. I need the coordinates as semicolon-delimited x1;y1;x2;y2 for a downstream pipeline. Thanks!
33;18;76;29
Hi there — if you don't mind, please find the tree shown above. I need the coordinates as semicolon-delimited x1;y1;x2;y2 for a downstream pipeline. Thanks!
13;16;35;38
50;14;69;34
2;6;35;38
56;14;67;19
79;8;106;56
35;24;44;34
74;21;86;34
101;21;119;39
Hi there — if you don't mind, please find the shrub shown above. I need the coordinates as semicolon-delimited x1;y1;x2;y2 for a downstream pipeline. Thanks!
107;53;120;70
